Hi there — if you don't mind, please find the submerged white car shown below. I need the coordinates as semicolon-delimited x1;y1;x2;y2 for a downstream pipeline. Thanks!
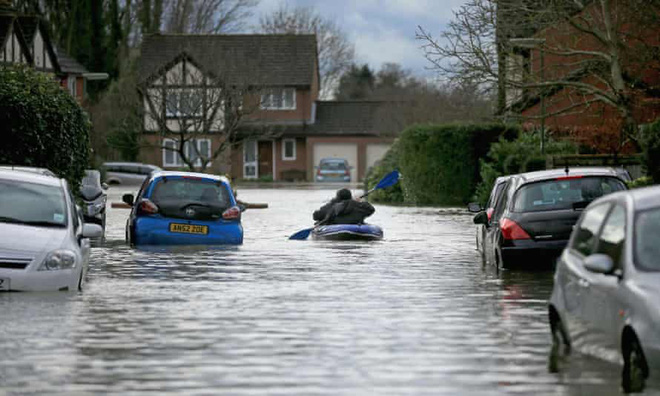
549;185;660;393
0;170;102;291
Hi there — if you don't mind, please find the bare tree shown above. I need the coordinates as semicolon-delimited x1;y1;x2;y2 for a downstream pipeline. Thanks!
163;0;258;33
417;0;660;146
258;4;354;99
140;54;272;172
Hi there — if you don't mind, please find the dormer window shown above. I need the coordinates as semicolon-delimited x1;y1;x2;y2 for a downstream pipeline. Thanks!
261;88;296;110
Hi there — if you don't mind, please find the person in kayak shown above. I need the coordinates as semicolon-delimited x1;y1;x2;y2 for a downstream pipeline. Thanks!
313;188;375;225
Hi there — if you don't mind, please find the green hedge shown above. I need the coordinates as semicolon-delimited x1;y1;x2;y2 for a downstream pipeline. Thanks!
364;140;404;203
393;123;519;206
474;132;578;205
0;66;90;190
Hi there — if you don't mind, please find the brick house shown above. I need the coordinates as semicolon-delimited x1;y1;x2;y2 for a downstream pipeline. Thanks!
138;34;395;181
0;3;107;102
502;1;660;150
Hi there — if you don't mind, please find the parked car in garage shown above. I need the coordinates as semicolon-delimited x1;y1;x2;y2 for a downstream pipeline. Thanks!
0;169;103;291
468;175;510;264
315;158;351;182
124;171;244;245
549;185;660;393
473;167;628;269
80;170;108;237
102;162;161;185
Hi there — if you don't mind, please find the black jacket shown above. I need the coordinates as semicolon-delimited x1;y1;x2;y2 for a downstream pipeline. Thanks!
313;198;375;225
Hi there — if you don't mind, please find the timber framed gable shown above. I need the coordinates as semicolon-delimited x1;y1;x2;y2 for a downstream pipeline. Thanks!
142;52;226;134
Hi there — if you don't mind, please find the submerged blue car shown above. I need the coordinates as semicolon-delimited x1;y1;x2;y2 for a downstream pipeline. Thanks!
123;172;243;245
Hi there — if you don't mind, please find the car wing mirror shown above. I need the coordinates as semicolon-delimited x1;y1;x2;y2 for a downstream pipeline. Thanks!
467;202;482;213
584;254;615;274
82;223;103;239
473;211;489;225
122;193;135;206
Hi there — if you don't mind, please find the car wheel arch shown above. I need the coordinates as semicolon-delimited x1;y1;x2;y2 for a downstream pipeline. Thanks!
549;304;571;350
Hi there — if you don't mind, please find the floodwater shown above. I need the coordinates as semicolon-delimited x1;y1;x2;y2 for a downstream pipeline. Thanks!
0;186;650;395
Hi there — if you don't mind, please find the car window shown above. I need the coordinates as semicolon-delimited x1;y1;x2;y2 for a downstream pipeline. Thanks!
634;207;660;272
320;160;347;170
151;178;231;208
491;181;511;223
487;181;506;209
595;205;626;267
0;179;68;227
513;176;626;213
571;203;611;256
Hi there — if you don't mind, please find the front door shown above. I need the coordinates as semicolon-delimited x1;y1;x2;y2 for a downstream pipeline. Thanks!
243;140;258;179
258;141;273;179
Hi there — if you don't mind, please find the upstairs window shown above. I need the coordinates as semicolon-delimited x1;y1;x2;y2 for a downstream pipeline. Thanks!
261;88;296;110
166;89;204;118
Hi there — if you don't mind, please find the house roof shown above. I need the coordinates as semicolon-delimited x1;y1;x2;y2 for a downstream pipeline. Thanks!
54;45;88;74
305;101;394;136
139;34;318;86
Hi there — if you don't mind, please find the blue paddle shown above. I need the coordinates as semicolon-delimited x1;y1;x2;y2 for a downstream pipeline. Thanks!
288;170;401;240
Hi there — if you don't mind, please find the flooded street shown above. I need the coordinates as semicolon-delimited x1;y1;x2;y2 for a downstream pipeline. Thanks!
0;186;639;395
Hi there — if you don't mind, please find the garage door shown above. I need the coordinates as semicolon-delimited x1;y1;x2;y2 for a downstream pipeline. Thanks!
313;143;358;182
366;144;391;172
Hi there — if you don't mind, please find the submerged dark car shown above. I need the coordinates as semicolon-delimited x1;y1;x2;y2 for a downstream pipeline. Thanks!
474;168;627;269
468;176;510;265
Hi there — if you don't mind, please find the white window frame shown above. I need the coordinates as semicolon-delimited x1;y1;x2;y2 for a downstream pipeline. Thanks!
260;88;296;110
165;88;204;118
162;138;212;168
243;140;258;179
282;138;296;161
67;76;77;97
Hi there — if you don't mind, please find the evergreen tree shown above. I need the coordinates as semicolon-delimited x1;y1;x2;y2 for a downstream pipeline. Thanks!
334;64;375;100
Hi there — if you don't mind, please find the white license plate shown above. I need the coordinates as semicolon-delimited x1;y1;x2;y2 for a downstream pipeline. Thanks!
0;278;9;291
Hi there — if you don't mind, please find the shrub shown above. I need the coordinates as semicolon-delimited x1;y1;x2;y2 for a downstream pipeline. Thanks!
364;140;404;203
641;119;660;184
627;176;654;189
395;123;519;206
0;66;90;190
474;132;578;205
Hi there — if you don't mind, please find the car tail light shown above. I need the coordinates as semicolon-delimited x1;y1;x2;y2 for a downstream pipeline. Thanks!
222;206;241;220
486;208;494;221
344;169;350;176
500;218;531;240
137;199;158;215
317;168;322;176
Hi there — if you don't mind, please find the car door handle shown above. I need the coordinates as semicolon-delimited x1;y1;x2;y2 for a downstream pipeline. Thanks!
579;278;590;288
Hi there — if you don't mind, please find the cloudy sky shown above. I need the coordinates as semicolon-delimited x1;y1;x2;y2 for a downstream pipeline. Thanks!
250;0;469;77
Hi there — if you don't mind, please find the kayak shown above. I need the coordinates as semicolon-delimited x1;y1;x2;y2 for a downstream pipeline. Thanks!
312;224;383;241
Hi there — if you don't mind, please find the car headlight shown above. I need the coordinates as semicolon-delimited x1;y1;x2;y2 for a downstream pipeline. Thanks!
39;249;77;271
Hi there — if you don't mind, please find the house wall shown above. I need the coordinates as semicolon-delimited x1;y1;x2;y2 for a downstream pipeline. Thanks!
516;1;660;140
243;86;314;123
139;133;230;175
306;137;395;182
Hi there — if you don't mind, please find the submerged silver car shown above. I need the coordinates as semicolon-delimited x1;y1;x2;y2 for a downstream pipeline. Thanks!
549;185;660;393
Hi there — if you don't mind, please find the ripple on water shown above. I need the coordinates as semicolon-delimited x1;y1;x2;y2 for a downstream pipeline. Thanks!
0;188;633;395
